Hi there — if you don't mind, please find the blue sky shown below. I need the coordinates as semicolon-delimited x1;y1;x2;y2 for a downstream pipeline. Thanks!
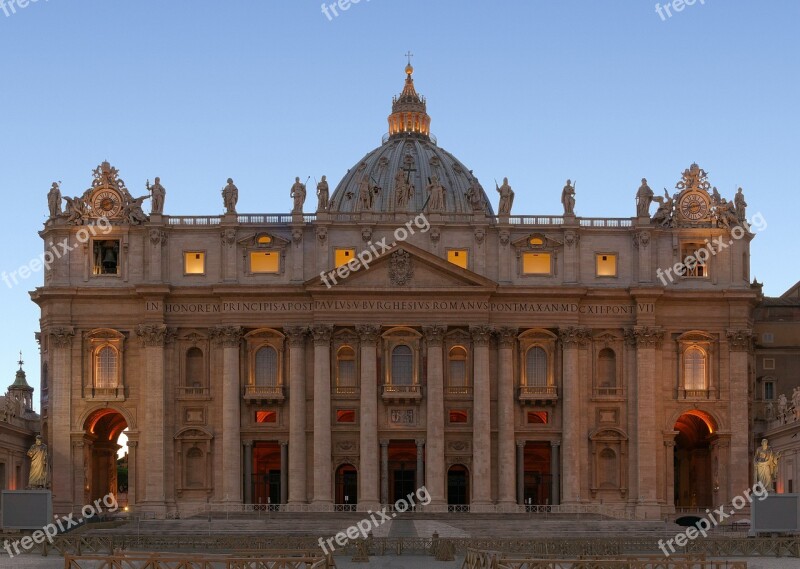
1;0;798;403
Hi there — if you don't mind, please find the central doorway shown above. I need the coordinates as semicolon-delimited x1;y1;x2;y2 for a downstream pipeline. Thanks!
252;442;282;505
523;442;552;505
447;464;470;506
335;464;358;508
83;409;129;506
674;411;715;509
388;441;418;503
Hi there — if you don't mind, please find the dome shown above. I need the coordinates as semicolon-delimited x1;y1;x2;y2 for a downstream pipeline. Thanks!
328;64;494;216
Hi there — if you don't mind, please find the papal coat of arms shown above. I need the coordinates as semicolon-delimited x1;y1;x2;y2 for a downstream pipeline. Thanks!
389;250;413;286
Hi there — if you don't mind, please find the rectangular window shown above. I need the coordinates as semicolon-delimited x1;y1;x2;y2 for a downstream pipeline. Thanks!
596;253;617;277
336;409;356;423
255;410;277;423
527;411;549;424
762;332;774;344
449;410;468;423
184;251;206;275
92;240;120;276
522;252;551;275
763;358;775;370
250;251;280;273
680;243;708;278
334;248;357;268
764;381;775;401
447;249;468;269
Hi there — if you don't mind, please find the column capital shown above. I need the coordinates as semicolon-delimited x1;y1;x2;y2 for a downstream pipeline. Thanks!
496;327;518;348
356;324;382;346
415;439;426;448
516;440;526;448
623;326;664;348
310;324;334;345
550;440;561;448
136;324;175;347
285;326;308;346
558;326;591;347
379;439;390;447
211;325;243;348
470;325;494;346
243;440;253;448
726;329;753;351
49;327;75;348
422;325;447;346
280;440;289;447
127;440;139;449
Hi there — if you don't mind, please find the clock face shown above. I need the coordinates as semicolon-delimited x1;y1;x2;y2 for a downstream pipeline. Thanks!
679;192;709;221
91;190;122;218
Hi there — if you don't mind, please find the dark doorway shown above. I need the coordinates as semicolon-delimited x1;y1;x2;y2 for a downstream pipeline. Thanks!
524;442;552;505
388;441;418;503
335;464;358;507
252;442;282;505
447;464;469;506
673;412;715;509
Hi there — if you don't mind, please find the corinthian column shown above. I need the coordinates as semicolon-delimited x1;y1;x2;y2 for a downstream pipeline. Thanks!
726;329;751;505
357;324;381;511
626;326;663;518
559;326;589;504
496;327;517;506
471;325;493;508
423;325;446;508
49;328;74;515
285;326;308;505
212;325;243;504
137;324;173;514
311;324;334;506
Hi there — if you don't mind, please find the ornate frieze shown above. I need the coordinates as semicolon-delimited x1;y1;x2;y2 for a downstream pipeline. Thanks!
284;326;308;347
495;327;518;348
624;326;664;348
632;231;650;249
315;226;328;242
389;250;413;286
136;324;175;347
422;325;447;347
210;325;243;348
470;325;493;346
310;324;334;344
356;324;381;346
558;326;591;347
726;329;753;351
49;327;75;348
149;229;167;246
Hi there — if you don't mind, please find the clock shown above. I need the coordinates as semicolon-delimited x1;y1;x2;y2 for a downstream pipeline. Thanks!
91;189;122;218
679;192;710;221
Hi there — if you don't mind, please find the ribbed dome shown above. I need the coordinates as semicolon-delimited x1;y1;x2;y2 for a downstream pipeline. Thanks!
328;63;494;216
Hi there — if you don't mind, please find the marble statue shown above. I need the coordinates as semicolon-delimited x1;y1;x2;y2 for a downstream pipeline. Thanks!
64;196;87;225
753;438;780;492
778;393;788;423
793;387;800;420
765;401;775;421
27;435;48;489
222;178;238;214
711;186;721;205
652;189;674;227
427;175;445;211
316;176;329;212
47;182;62;219
395;170;414;208
124;195;150;225
735;187;747;223
496;177;514;215
358;175;373;211
465;177;485;212
561;179;576;215
716;199;739;230
636;178;654;217
290;177;307;214
146;177;166;215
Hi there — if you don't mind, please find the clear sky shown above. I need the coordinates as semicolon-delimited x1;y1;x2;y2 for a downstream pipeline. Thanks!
1;0;798;404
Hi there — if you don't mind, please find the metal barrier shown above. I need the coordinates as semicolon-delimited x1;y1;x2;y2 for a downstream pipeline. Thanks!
461;549;746;569
64;552;327;569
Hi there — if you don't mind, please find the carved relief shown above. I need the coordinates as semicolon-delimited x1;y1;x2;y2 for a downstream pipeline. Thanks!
470;325;493;346
558;326;591;347
310;324;334;344
624;326;664;348
136;324;175;347
726;329;752;351
356;324;381;345
495;327;518;348
210;326;243;348
149;229;167;246
221;229;237;246
316;226;328;242
389;250;413;286
422;325;446;347
49;328;75;348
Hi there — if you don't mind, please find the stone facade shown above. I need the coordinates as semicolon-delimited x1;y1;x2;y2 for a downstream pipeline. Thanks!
32;66;760;519
0;360;41;496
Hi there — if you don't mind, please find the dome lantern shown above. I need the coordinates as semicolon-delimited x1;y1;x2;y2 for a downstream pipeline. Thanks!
388;53;431;140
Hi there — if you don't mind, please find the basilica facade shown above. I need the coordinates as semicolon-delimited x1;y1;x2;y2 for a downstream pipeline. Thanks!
33;64;759;518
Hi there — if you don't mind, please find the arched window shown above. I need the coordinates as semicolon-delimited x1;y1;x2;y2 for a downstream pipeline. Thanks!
525;347;547;386
684;346;706;391
598;348;616;388
448;346;467;388
255;346;279;387
95;346;118;388
337;346;357;389
186;348;204;388
391;345;413;385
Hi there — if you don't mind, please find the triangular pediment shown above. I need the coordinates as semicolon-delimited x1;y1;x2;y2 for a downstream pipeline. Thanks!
305;241;497;291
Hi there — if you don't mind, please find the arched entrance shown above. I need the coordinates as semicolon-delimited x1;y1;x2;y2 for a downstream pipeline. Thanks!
673;411;716;509
83;409;128;506
335;464;358;508
447;464;469;507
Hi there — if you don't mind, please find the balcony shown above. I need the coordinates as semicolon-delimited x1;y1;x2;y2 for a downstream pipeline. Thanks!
444;385;473;398
177;386;211;400
244;385;285;403
382;384;422;403
678;388;712;400
519;385;558;405
85;386;125;402
593;386;625;399
333;385;360;398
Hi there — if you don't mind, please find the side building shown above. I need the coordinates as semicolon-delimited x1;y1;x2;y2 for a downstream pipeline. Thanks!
0;359;40;495
32;64;760;518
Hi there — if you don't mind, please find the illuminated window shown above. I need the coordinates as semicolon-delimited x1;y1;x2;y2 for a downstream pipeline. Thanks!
525;347;547;386
257;235;273;246
680;243;708;278
335;248;357;268
92;240;120;276
527;411;549;424
683;346;706;390
447;249;468;269
95;346;118;388
449;410;468;423
255;347;278;387
448;346;467;388
336;346;357;390
250;251;280;273
522;252;551;275
391;345;413;385
336;409;356;423
529;236;544;246
184;251;205;275
596;253;617;277
255;410;277;423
